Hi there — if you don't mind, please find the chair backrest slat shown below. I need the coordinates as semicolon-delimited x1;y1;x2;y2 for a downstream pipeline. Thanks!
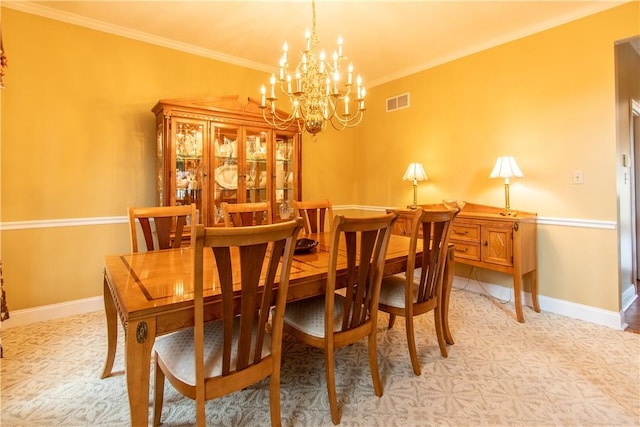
128;204;197;252
412;209;458;306
326;214;397;333
293;199;333;235
221;202;272;227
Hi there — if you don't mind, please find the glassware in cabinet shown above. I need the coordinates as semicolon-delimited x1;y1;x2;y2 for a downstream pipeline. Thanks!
173;119;206;224
244;128;269;205
275;132;298;220
212;125;241;225
153;96;301;226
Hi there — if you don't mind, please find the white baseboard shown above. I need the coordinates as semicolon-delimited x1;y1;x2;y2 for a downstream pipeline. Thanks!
1;296;104;329
1;277;626;331
451;276;625;330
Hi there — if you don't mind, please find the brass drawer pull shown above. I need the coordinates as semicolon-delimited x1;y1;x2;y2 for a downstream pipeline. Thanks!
455;247;469;253
454;230;469;235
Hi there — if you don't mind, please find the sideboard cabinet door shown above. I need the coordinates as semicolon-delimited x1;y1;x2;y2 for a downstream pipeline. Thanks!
481;223;513;267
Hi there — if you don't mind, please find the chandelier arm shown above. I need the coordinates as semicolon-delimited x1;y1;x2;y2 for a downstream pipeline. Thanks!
264;109;296;125
262;109;297;130
329;110;365;130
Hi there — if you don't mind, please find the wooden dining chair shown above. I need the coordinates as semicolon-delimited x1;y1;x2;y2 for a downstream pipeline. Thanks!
281;213;397;425
378;208;457;376
152;219;304;427
102;204;198;382
293;199;333;235
221;201;272;227
128;204;197;252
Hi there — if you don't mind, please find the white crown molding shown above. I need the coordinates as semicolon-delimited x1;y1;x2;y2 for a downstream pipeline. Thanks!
367;2;628;87
4;1;628;89
2;1;272;74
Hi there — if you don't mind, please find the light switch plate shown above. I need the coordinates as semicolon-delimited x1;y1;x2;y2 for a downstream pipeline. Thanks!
573;170;584;184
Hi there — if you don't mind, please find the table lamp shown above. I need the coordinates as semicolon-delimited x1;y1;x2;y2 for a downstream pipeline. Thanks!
403;162;428;209
489;156;524;216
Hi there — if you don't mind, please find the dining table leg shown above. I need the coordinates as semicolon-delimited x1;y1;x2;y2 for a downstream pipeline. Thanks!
125;317;157;427
101;273;118;379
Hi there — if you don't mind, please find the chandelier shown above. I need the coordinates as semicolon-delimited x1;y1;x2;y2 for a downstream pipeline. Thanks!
259;0;366;136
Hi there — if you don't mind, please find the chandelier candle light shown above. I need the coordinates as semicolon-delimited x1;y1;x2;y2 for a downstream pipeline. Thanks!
259;0;366;136
403;163;428;209
489;156;524;216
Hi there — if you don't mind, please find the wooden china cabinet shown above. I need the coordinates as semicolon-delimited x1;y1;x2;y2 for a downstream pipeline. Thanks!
152;96;301;226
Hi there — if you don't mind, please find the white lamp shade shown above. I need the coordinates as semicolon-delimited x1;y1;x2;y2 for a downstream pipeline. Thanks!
403;163;428;181
489;156;524;179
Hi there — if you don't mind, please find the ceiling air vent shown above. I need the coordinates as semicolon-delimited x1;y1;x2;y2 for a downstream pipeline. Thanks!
386;93;410;112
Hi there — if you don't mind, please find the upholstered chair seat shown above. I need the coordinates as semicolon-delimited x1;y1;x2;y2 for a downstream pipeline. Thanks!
282;295;347;338
378;275;421;308
154;317;270;384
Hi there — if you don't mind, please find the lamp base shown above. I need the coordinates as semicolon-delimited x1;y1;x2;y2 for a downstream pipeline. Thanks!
501;182;518;216
407;205;419;210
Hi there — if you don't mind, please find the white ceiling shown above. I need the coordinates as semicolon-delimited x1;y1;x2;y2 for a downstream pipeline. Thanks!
6;0;629;87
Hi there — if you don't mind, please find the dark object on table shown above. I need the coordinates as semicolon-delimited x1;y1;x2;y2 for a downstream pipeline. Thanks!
294;238;318;254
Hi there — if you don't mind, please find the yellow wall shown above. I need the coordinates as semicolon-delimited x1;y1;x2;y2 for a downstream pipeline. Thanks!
1;3;639;314
350;2;638;309
1;10;273;221
356;6;634;218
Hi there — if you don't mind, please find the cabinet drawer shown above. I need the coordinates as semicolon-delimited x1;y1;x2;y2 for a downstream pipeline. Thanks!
452;241;481;261
451;223;480;242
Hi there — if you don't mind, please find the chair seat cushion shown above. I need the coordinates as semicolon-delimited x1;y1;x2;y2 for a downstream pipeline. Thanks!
153;316;271;386
283;294;347;338
379;274;419;309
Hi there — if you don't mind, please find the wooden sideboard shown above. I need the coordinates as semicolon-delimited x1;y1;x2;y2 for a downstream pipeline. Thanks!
389;202;539;323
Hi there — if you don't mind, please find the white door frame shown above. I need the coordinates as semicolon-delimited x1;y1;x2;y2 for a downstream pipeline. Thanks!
631;99;639;288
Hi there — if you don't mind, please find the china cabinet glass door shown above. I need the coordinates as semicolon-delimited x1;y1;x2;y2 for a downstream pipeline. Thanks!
244;128;270;205
275;131;297;220
211;124;241;225
172;118;206;224
153;97;302;226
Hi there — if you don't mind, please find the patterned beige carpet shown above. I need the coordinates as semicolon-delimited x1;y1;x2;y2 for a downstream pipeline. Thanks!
1;288;639;426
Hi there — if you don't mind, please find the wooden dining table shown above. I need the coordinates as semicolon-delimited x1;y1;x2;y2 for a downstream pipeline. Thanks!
101;232;455;426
